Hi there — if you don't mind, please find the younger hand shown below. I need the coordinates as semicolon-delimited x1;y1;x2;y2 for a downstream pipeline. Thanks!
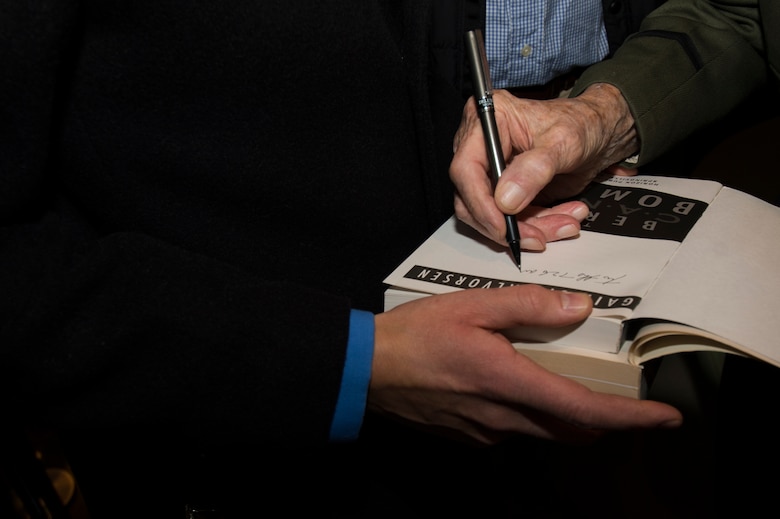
370;285;682;445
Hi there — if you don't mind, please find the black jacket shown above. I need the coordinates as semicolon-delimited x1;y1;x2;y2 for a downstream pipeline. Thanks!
1;1;461;446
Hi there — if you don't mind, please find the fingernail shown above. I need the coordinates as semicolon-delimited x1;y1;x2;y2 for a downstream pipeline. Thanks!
561;292;590;311
571;204;590;221
497;183;525;212
555;224;579;240
520;237;544;251
661;417;684;428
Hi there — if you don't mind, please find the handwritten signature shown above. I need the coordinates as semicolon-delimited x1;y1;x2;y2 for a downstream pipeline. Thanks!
520;269;626;285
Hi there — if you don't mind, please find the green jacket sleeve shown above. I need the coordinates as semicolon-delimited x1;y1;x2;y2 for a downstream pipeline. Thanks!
570;0;776;166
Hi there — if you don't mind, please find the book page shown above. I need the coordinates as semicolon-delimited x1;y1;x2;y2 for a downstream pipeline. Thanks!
518;342;642;398
631;188;780;368
384;175;723;322
385;217;672;320
629;322;748;365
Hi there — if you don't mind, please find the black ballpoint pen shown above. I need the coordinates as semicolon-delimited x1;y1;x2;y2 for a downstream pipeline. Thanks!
465;29;522;270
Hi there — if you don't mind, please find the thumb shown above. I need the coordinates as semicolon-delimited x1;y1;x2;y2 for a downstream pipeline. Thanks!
496;148;560;214
457;285;592;331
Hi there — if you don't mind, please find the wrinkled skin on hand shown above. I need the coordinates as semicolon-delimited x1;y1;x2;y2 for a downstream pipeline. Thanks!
450;84;639;247
370;285;682;446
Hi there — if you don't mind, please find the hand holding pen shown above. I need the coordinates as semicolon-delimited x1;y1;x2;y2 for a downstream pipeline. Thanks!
452;35;636;254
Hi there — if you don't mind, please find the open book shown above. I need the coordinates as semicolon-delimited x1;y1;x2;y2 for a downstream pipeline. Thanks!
383;175;780;398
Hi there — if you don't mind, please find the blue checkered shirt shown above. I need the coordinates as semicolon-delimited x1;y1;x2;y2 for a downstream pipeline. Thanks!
486;0;609;88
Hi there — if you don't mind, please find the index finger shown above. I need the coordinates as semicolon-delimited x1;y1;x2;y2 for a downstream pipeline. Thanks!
450;113;509;243
498;352;683;431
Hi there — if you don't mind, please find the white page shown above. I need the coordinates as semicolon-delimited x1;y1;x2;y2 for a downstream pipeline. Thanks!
632;188;780;367
385;217;680;320
385;176;722;318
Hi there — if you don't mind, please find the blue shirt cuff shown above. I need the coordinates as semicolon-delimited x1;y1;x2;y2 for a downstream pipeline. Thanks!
329;309;374;442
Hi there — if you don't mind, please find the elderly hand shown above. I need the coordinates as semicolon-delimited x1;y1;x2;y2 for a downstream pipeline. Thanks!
450;83;639;247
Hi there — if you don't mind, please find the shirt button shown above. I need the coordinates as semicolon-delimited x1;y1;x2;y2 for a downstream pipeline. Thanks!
521;44;533;57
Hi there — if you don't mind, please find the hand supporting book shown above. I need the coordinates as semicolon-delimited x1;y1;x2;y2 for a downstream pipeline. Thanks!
372;283;682;444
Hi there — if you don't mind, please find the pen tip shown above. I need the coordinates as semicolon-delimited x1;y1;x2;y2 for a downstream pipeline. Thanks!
508;241;522;271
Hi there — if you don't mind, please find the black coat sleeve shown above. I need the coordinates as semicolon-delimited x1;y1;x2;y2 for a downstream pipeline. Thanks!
0;1;355;447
